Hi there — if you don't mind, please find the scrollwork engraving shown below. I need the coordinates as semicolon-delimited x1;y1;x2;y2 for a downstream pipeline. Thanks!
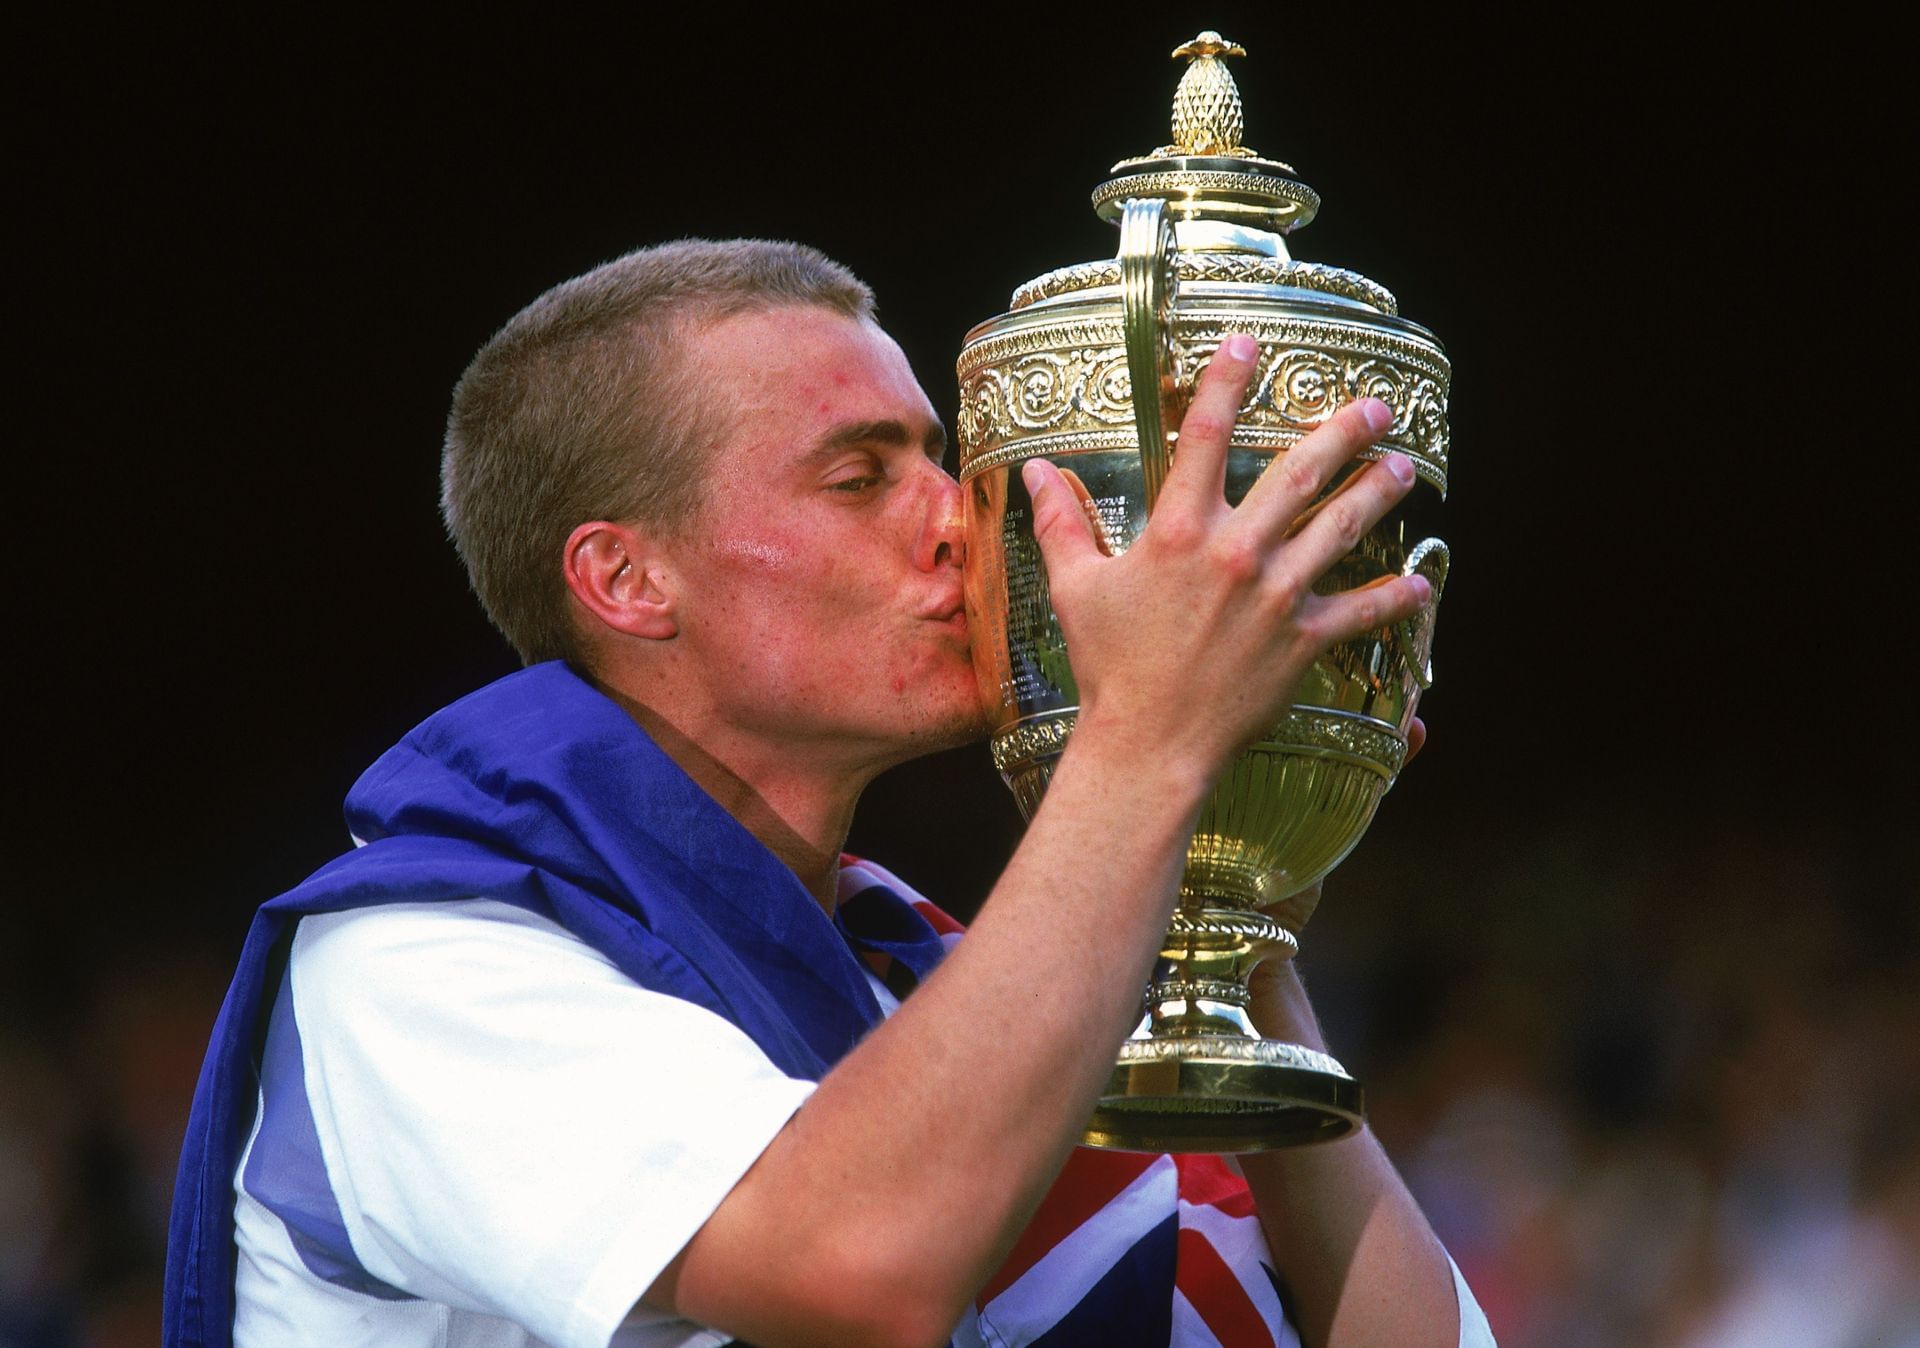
958;312;1450;495
1005;352;1079;430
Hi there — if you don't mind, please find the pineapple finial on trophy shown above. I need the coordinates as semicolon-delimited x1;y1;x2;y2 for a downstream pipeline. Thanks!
1106;30;1303;197
1164;31;1251;157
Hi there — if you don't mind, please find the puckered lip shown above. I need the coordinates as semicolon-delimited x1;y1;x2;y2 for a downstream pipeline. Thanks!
919;594;967;624
921;595;969;641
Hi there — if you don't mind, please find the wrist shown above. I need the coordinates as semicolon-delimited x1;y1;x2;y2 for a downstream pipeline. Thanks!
1247;957;1328;1051
1062;704;1220;818
1246;954;1301;1007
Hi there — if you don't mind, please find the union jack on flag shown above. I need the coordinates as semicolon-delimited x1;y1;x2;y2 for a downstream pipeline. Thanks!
841;861;1299;1347
958;1148;1299;1347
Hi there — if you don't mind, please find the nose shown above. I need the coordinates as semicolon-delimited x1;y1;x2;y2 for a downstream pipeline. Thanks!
914;463;966;573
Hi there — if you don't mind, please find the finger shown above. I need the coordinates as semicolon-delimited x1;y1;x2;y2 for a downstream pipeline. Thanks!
1022;457;1104;580
1270;452;1418;580
1308;572;1432;649
1241;397;1395;530
1279;460;1374;541
1157;333;1260;511
1056;466;1117;557
1405;716;1427;763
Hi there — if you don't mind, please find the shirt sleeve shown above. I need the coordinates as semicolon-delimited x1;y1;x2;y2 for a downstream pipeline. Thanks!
286;898;815;1348
1453;1254;1497;1347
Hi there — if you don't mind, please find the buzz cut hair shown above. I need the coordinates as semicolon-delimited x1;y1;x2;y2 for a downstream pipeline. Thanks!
441;238;876;666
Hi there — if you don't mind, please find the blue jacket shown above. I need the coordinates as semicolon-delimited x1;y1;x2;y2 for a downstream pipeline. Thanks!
162;662;947;1345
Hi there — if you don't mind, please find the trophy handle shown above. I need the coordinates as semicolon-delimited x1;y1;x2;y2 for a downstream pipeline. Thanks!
1118;197;1179;512
1393;536;1450;689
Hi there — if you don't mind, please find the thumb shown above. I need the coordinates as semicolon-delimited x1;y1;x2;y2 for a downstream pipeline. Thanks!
1023;458;1104;577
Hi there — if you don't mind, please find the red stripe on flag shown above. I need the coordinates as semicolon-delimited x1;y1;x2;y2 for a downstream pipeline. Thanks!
908;898;967;936
1176;1227;1275;1347
976;1148;1158;1306
1174;1153;1258;1218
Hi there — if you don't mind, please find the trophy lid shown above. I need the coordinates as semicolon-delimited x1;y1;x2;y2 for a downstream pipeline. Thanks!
961;31;1450;498
1095;32;1320;237
1007;32;1400;318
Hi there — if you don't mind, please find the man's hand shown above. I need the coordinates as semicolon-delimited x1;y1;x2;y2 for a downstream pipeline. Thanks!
1022;333;1431;789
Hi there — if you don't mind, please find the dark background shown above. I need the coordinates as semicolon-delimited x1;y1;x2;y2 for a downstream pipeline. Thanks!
11;8;1916;1344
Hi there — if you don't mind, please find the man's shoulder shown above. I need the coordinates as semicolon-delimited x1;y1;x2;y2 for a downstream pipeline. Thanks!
289;898;625;1014
297;895;597;960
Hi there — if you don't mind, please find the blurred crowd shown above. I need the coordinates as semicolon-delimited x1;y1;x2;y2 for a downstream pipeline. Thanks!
1321;798;1920;1347
4;797;1915;1346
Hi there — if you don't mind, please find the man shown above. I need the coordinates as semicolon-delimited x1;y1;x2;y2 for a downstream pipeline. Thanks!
167;240;1494;1346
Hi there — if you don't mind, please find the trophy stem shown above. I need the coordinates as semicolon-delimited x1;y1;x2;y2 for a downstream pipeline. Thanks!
1082;902;1365;1153
1143;903;1292;1038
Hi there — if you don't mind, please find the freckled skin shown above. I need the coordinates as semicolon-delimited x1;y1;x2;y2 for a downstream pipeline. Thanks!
663;307;985;781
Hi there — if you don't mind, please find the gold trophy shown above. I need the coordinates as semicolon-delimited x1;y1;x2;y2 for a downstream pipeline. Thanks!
958;32;1451;1152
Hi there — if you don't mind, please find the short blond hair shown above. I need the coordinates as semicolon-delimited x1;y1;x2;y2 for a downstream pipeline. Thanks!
441;239;875;665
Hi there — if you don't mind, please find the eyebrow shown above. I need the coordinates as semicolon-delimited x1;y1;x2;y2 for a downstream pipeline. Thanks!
806;418;949;461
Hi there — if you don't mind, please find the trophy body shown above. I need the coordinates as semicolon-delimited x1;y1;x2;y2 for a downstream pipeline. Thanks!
957;34;1451;1153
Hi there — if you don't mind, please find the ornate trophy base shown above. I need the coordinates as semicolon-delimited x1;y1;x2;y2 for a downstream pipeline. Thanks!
1085;1038;1364;1153
1075;905;1365;1153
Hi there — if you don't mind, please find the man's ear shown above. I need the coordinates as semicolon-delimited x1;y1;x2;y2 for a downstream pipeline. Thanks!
563;521;680;641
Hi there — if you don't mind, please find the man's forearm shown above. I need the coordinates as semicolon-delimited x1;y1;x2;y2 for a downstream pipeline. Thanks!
659;729;1214;1346
1240;960;1460;1348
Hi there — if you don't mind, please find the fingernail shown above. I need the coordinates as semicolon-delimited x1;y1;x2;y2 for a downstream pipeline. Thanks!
1360;398;1393;434
1408;574;1433;604
1385;453;1415;486
1222;334;1257;363
1021;458;1050;493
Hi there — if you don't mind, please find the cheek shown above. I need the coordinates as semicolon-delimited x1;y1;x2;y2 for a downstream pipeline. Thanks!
712;535;803;571
699;530;822;617
702;546;871;660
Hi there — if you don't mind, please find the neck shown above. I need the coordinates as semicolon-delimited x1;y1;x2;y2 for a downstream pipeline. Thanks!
591;676;865;913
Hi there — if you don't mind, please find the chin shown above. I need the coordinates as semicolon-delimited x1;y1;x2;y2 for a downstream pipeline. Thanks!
877;694;992;767
937;704;994;750
910;656;992;742
916;702;994;751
